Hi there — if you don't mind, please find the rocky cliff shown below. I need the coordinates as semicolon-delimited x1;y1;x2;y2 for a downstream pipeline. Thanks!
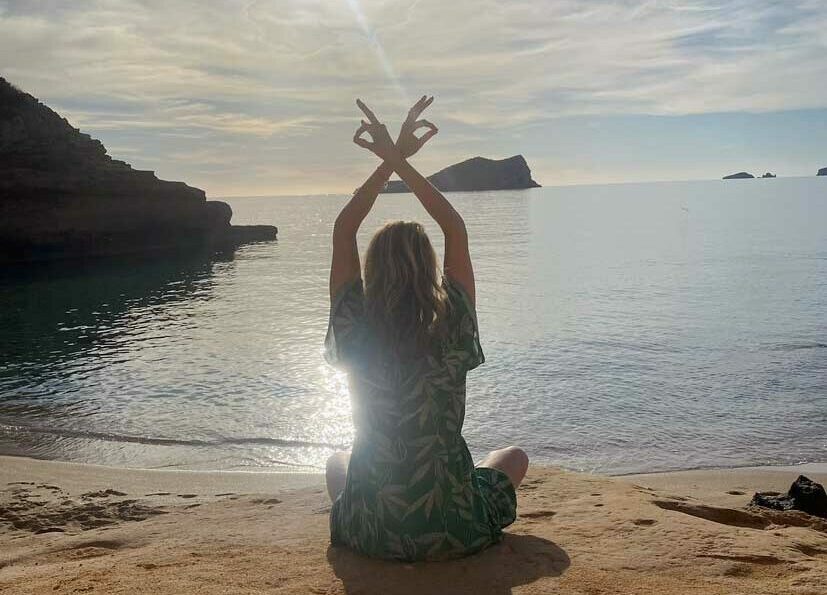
723;172;755;179
0;77;276;263
818;167;827;176
382;155;541;193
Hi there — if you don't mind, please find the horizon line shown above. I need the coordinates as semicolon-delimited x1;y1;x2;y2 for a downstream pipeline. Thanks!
213;174;825;200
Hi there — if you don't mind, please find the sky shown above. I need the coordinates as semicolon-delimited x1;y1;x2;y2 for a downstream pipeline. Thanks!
1;0;826;196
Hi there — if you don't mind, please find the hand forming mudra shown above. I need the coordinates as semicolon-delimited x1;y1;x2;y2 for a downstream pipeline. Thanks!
353;95;438;162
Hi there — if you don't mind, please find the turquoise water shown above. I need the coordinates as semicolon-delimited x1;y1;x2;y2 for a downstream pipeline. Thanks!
1;178;826;474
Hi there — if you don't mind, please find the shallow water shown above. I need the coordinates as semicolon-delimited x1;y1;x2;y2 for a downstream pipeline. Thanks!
1;178;826;474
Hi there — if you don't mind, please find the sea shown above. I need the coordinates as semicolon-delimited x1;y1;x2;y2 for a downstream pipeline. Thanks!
1;177;825;475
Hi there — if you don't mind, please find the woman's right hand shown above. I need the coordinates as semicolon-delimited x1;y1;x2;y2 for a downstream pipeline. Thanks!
353;99;403;165
396;95;438;159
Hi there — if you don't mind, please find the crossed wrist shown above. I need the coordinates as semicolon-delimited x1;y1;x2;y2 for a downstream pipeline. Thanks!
384;152;405;168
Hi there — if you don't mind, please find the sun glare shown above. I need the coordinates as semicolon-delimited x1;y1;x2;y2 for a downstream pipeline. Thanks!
343;0;409;101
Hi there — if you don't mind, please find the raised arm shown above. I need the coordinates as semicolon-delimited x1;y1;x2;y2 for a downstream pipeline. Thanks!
329;162;393;299
393;160;475;304
331;100;410;299
350;96;474;303
388;97;474;303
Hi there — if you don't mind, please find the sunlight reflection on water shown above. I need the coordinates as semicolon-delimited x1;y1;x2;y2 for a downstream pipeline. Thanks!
1;178;826;473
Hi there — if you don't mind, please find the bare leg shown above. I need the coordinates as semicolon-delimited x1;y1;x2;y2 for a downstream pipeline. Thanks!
478;446;529;489
325;451;350;502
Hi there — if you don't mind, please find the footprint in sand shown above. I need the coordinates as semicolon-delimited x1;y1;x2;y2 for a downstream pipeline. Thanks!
144;492;171;496
34;526;65;534
1;490;166;535
37;484;62;491
699;553;784;565
726;490;746;495
62;540;125;559
632;519;657;526
251;498;282;505
214;492;236;497
177;494;198;499
521;510;556;519
82;489;127;499
791;543;827;557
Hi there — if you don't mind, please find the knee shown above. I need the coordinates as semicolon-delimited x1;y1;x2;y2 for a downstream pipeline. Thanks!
325;452;342;475
326;451;346;474
503;446;529;472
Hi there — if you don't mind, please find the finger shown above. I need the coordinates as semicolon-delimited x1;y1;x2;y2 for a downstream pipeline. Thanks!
353;122;369;141
417;128;438;146
403;100;421;125
353;136;374;151
353;123;376;151
412;119;438;132
412;95;427;113
415;96;433;116
407;95;431;121
356;99;380;124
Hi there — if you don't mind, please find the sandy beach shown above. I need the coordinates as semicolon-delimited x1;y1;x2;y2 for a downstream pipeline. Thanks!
1;456;825;594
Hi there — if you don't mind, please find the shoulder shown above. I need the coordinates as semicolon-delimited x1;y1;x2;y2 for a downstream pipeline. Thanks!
331;278;364;311
440;277;485;371
443;277;475;317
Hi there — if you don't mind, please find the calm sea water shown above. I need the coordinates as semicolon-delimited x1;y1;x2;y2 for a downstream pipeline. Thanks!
1;178;826;474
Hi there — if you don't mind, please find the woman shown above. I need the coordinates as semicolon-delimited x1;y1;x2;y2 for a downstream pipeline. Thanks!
324;95;528;561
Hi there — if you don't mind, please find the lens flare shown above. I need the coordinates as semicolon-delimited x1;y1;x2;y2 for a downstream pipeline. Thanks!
344;0;408;101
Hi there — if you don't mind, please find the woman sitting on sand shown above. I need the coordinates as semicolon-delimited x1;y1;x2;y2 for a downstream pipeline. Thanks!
324;95;529;562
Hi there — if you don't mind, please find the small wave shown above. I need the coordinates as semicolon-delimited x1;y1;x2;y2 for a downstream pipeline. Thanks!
0;423;346;450
769;342;827;351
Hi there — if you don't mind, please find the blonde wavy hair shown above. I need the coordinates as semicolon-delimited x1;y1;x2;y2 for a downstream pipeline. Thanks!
364;221;450;356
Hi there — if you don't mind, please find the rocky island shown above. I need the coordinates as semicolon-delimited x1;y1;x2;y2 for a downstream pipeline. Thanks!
761;172;776;178
0;77;276;264
723;171;755;179
818;167;827;176
381;155;540;193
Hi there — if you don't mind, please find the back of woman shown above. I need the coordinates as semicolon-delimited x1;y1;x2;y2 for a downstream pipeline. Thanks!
324;96;528;562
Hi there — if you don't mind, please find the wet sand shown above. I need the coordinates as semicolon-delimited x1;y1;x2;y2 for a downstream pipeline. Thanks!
1;455;825;594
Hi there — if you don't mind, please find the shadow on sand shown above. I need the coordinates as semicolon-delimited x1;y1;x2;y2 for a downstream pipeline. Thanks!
327;533;570;595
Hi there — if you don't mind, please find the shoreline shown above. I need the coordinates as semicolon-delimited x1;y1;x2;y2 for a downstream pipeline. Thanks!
0;452;827;479
2;453;825;498
3;449;826;479
2;455;826;594
617;460;827;478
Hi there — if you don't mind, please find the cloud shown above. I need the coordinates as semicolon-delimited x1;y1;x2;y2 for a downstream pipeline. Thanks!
1;0;825;193
67;103;319;137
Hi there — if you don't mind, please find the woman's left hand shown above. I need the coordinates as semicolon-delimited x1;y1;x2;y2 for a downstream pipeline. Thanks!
396;95;438;159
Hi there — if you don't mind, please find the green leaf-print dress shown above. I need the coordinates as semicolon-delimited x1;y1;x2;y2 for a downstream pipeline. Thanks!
325;278;517;561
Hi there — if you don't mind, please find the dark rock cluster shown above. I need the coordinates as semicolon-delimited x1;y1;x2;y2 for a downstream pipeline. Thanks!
750;475;827;518
0;77;276;263
382;155;541;193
